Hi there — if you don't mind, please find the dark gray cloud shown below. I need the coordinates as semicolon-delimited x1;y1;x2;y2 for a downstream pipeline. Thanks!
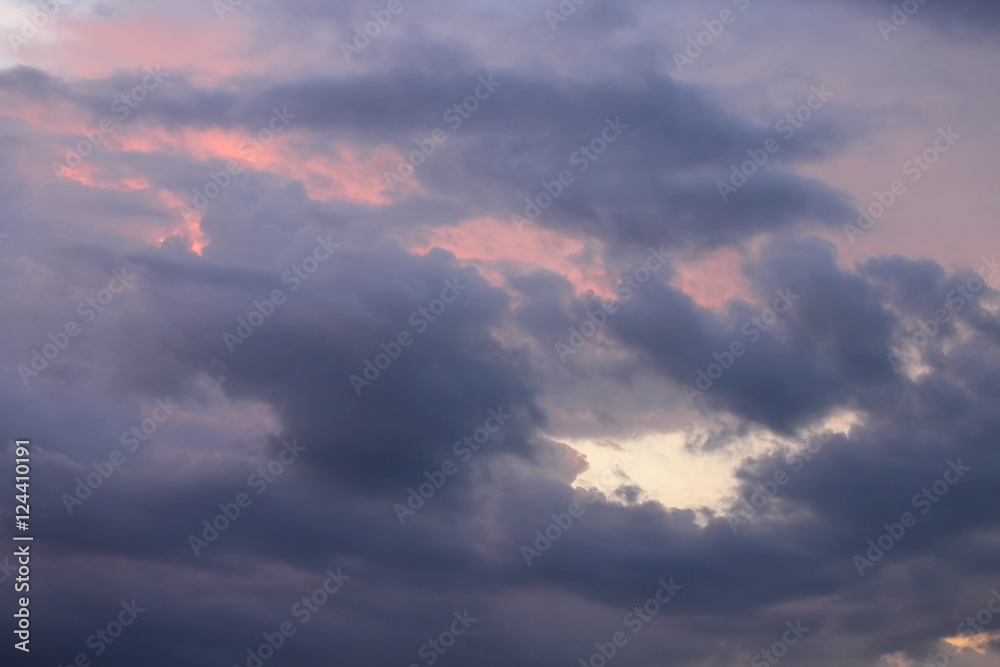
4;223;999;666
843;0;1000;35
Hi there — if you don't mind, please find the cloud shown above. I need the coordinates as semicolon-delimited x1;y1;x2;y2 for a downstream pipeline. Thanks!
1;1;999;666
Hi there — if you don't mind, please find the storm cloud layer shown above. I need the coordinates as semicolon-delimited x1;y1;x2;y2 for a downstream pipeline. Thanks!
1;1;999;666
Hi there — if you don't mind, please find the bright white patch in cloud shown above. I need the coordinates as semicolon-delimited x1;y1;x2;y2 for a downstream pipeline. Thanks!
566;410;861;519
567;430;760;516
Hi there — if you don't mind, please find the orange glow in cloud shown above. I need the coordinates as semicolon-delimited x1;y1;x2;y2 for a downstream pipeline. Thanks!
0;96;87;136
113;127;246;162
292;145;399;206
53;163;208;254
409;219;758;310
402;217;609;296
159;190;209;255
55;162;105;189
404;219;759;311
116;126;398;206
945;632;999;654
56;163;153;196
44;116;398;253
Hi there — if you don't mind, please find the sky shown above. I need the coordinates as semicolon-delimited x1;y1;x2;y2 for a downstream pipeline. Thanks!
1;0;1000;665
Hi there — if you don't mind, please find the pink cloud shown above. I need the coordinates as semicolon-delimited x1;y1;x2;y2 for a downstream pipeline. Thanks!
400;217;609;296
670;247;751;311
